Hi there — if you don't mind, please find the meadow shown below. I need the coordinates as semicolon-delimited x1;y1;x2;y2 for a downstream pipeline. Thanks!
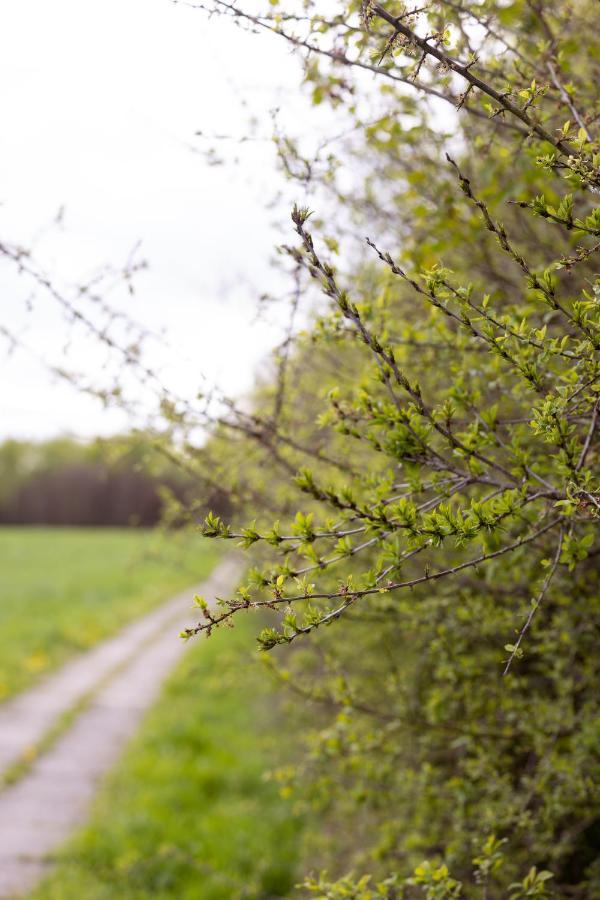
0;527;221;700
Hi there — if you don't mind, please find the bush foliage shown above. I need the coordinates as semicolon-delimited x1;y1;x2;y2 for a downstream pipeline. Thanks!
182;1;599;895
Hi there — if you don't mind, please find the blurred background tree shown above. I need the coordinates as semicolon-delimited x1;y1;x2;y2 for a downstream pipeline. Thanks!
0;435;231;526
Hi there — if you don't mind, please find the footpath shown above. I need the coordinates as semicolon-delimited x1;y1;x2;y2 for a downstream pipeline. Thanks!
0;556;242;898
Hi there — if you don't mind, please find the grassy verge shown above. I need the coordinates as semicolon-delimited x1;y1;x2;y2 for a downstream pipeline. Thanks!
31;617;302;899
0;527;220;700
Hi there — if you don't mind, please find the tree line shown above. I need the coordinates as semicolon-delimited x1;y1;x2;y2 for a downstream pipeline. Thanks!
0;436;231;527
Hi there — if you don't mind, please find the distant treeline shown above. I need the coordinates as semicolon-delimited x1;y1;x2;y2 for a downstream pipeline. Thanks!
0;435;229;527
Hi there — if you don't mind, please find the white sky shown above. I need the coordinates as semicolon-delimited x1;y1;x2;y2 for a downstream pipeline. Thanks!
0;0;319;440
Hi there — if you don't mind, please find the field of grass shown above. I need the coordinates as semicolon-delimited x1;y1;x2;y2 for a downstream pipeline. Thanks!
0;527;221;700
31;617;302;900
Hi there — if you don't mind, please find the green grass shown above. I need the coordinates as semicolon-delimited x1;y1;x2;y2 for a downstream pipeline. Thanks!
31;618;302;900
0;527;221;700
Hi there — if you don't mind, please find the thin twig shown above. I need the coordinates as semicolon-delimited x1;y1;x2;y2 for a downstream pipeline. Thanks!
503;527;564;675
576;400;599;471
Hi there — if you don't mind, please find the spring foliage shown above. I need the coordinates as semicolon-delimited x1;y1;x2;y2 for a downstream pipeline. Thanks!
182;0;600;895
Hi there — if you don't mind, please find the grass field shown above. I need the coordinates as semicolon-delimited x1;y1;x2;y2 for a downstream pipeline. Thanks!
30;616;302;900
0;527;221;700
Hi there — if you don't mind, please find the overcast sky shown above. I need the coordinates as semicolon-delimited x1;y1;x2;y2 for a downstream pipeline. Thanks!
0;0;319;440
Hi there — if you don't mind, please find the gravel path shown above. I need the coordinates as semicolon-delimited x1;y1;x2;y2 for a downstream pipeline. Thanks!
0;555;242;898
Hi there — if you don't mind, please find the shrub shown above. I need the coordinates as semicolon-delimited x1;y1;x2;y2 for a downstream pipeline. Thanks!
185;1;600;895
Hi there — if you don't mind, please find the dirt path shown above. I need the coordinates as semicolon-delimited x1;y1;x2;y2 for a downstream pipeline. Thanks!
0;555;242;898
